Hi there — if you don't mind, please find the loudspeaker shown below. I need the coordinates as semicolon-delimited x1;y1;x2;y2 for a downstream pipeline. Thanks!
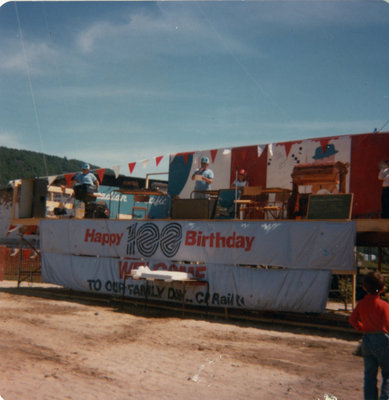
85;201;109;219
19;179;34;218
172;199;216;219
32;178;48;218
19;178;48;218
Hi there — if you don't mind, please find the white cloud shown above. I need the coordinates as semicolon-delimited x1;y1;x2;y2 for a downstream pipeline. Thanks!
76;20;123;54
0;40;58;75
0;132;24;149
74;6;258;57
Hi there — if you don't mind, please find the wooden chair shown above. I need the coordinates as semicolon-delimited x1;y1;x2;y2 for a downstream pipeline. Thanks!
263;192;283;220
262;189;291;220
234;186;266;219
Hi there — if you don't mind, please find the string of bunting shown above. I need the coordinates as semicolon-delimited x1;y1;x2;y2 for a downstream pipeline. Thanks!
51;167;109;188
126;148;225;174
128;154;168;174
46;138;336;184
44;155;166;187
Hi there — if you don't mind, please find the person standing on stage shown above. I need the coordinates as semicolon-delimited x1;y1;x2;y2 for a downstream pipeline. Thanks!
192;156;214;199
378;160;389;218
231;169;248;189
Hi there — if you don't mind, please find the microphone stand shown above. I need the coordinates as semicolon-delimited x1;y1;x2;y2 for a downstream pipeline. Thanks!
234;167;238;219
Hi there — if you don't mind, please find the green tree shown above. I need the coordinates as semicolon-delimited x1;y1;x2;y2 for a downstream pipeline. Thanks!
0;146;99;188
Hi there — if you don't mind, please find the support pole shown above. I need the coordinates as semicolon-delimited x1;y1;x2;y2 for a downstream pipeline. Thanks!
378;245;382;273
17;231;23;288
234;168;238;219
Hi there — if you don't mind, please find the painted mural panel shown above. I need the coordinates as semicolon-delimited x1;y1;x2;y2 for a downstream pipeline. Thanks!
168;131;389;218
168;149;231;199
266;135;351;194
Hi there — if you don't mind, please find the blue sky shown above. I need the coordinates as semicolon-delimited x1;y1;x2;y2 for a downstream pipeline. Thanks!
1;0;389;178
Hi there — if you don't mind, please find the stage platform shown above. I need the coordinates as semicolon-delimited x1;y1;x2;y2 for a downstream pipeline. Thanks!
355;219;389;246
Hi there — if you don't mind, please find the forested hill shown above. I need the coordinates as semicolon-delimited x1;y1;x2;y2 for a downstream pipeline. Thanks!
0;146;99;188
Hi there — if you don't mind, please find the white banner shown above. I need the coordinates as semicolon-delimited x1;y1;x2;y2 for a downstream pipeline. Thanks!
40;219;356;270
41;253;331;313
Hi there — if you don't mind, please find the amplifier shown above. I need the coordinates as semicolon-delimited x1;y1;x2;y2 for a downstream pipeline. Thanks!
171;199;216;219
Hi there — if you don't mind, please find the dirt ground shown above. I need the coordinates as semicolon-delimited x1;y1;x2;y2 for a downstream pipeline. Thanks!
0;281;364;400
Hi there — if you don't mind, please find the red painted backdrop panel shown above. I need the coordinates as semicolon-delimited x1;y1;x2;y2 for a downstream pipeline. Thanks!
350;132;389;218
231;145;268;188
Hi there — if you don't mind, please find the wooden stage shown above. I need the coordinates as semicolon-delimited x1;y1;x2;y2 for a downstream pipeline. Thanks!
355;219;389;247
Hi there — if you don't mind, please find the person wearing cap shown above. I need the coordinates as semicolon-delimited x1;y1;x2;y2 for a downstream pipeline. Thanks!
378;159;389;218
192;156;214;199
349;271;389;400
231;169;248;189
71;163;99;192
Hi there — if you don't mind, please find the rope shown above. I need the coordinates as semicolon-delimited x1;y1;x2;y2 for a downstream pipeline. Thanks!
14;2;49;177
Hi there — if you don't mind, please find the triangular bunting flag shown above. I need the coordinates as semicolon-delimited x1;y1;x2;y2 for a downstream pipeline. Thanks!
97;168;105;183
7;225;20;236
9;248;19;256
23;249;31;260
25;226;37;235
176;151;194;165
283;142;294;158
112;165;120;179
48;175;57;185
210;149;218;163
268;143;274;157
257;145;266;159
182;152;194;165
128;162;136;174
142;159;150;169
64;173;74;187
319;138;331;155
182;153;190;165
155;155;164;167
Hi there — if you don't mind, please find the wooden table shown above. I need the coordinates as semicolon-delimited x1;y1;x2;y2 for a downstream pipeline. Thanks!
234;187;291;220
190;190;219;199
